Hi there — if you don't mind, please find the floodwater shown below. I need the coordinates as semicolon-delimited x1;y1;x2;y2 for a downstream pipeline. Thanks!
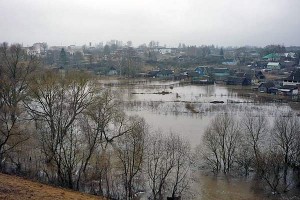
194;173;267;200
102;79;291;147
99;78;295;200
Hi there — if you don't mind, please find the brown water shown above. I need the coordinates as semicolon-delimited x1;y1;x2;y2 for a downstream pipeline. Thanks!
99;78;294;200
195;173;267;200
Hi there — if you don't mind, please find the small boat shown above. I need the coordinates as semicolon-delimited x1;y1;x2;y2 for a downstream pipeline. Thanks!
210;101;224;104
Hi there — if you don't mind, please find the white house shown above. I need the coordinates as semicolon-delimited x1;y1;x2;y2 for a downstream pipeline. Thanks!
159;48;172;54
267;62;281;70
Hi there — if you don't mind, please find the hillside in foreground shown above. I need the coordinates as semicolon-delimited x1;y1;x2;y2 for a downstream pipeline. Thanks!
0;173;104;200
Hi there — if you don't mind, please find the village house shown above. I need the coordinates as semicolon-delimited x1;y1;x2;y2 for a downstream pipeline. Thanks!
283;69;300;86
191;66;213;84
263;53;281;62
255;71;265;80
280;61;297;69
226;72;251;86
267;62;281;70
24;42;47;56
213;68;230;82
156;69;174;78
263;52;298;69
146;70;160;78
258;81;276;93
159;48;172;55
187;70;201;78
226;76;250;85
252;71;266;84
194;66;209;76
278;85;299;96
222;59;238;66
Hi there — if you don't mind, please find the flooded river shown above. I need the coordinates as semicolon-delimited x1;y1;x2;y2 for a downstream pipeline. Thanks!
99;78;296;200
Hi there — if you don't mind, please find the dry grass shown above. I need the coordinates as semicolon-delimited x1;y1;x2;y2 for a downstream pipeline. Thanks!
0;173;104;200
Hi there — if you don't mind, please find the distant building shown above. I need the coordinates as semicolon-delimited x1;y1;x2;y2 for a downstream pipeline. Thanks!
283;69;300;86
187;71;201;78
253;71;266;84
280;61;297;69
194;66;209;76
146;70;160;78
278;85;298;96
263;52;298;63
282;52;297;60
226;76;251;86
157;69;174;78
24;42;47;56
263;53;281;62
267;62;281;70
213;68;230;81
159;48;172;54
226;72;251;85
258;81;276;93
254;71;264;79
222;59;238;66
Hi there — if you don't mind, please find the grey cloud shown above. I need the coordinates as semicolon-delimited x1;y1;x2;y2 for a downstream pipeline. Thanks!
0;0;299;47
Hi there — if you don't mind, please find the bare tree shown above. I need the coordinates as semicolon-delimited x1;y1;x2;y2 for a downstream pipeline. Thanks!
0;42;37;171
115;116;147;200
75;89;137;193
235;138;253;176
201;113;241;174
202;127;221;173
259;147;285;194
272;112;300;188
25;70;94;188
167;134;191;199
91;148;121;198
241;111;268;173
146;132;192;200
146;133;175;200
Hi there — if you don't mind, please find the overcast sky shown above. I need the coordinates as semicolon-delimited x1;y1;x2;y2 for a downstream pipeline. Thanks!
1;0;300;47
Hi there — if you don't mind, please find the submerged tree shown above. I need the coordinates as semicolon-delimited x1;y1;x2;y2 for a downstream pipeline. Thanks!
76;89;145;195
202;113;241;174
272;112;300;189
241;111;268;174
259;147;285;193
146;132;192;200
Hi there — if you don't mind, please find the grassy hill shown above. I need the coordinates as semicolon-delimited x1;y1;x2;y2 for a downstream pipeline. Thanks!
0;173;104;200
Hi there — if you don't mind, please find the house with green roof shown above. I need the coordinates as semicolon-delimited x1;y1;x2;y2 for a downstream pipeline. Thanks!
213;68;230;81
262;53;281;61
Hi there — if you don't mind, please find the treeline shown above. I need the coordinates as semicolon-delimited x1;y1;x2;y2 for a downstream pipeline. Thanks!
0;43;192;200
199;111;300;194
